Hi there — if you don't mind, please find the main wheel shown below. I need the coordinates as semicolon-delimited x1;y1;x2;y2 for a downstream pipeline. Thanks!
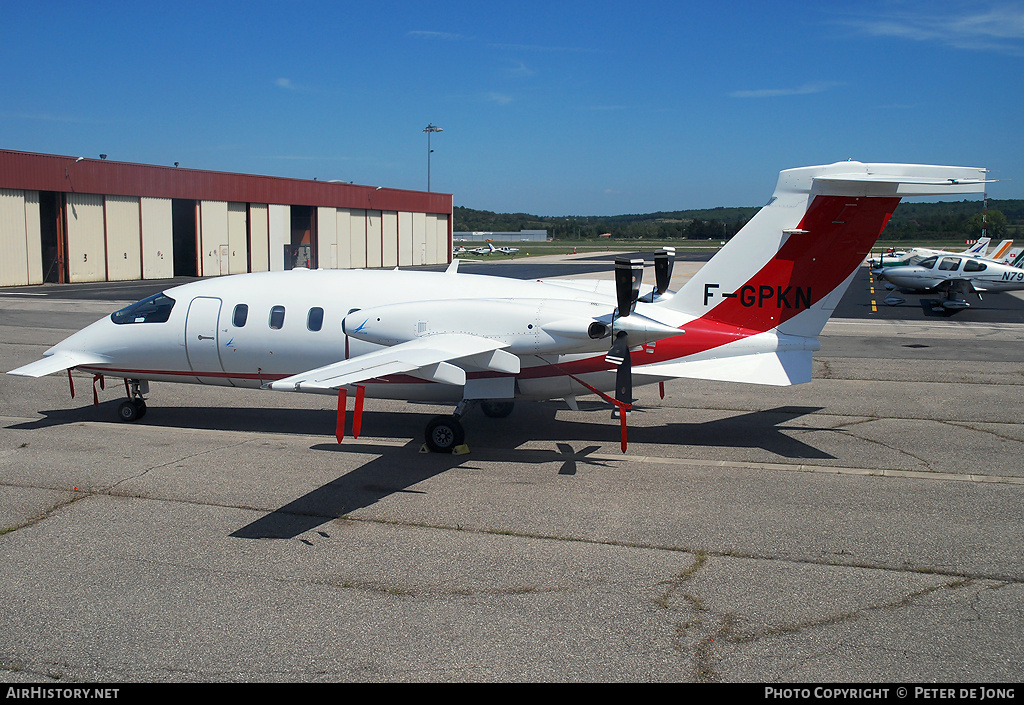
424;415;466;453
480;400;514;418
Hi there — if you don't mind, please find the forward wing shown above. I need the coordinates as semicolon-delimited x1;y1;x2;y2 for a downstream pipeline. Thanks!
266;333;519;392
8;351;111;377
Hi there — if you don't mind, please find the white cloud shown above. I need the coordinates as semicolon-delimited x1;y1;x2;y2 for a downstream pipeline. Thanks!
843;4;1024;55
407;30;465;41
729;82;841;99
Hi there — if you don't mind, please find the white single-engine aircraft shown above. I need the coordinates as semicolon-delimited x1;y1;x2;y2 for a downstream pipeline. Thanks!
874;249;1024;310
8;161;989;452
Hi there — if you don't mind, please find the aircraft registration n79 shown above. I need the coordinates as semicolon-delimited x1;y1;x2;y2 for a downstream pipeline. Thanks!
7;161;990;452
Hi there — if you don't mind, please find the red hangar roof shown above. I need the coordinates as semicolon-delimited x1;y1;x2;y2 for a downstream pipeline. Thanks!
0;149;452;215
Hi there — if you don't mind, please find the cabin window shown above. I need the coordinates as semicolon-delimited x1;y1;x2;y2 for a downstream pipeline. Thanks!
307;307;324;332
939;257;961;271
232;304;249;327
110;293;176;325
964;260;987;273
269;305;286;330
916;257;938;270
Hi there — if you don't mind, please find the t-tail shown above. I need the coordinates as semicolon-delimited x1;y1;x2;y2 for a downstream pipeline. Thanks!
963;237;991;256
645;162;990;386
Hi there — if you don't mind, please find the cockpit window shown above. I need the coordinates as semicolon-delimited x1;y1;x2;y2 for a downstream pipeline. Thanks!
916;256;938;270
939;257;961;271
110;293;176;325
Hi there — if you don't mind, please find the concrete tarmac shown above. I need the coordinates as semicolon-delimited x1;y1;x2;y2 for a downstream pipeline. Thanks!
1;258;1023;682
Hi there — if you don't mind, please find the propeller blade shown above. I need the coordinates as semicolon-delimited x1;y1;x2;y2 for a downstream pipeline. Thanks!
605;331;633;405
614;257;644;317
615;345;632;405
654;248;675;295
605;330;629;366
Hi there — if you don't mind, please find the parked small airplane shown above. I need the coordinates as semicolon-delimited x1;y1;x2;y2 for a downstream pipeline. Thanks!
869;238;992;269
874;250;1024;310
8;161;989;452
489;243;520;255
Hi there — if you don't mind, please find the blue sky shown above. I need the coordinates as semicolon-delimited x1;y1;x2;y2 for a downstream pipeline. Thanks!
2;1;1022;215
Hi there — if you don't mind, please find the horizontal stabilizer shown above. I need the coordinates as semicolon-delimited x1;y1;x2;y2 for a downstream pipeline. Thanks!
635;350;814;387
7;351;111;378
267;333;510;391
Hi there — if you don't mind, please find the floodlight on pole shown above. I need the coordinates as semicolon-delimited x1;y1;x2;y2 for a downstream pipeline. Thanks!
423;123;442;191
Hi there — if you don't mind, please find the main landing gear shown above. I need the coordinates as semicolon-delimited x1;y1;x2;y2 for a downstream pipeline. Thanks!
421;399;515;453
117;379;148;423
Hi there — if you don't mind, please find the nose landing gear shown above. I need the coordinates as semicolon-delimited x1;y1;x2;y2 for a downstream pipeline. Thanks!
117;379;148;423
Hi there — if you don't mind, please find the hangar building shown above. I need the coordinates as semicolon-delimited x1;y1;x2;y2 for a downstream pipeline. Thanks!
0;149;453;287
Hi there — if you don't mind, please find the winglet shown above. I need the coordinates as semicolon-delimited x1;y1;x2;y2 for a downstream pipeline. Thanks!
446;259;460;274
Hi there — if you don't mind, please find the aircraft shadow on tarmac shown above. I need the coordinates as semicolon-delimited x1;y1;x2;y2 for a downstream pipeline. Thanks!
231;404;833;540
10;400;833;540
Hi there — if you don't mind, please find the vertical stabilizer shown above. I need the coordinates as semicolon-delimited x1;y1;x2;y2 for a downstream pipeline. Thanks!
662;162;990;339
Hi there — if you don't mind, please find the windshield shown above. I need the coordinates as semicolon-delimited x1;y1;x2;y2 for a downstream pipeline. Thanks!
110;293;176;325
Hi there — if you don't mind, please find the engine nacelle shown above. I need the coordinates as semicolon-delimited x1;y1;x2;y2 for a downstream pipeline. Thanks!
342;299;682;356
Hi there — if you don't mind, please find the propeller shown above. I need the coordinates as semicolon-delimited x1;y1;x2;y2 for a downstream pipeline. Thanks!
563;251;679;452
607;257;644;450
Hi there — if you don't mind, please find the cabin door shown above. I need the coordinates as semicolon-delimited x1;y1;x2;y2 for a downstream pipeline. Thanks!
185;297;232;386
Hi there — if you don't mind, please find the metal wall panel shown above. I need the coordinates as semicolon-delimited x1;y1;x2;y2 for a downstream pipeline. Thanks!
335;208;351;269
425;214;439;265
24;191;42;284
382;211;398;268
0;189;29;286
317;206;338;269
398;211;413;267
66;193;106;282
349;209;366;269
105;195;142;281
366;210;382;268
227;202;248;274
268;204;288;271
140;197;174;279
412;212;427;265
200;200;228;276
434;213;449;265
249;204;269;272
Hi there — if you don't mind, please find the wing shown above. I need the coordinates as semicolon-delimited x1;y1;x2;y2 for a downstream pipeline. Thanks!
266;333;519;392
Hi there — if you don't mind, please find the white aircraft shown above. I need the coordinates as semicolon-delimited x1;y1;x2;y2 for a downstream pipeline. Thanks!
7;161;989;452
874;250;1024;310
489;243;520;255
469;244;493;255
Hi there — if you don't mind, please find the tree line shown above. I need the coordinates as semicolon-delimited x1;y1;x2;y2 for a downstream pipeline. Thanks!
454;199;1024;242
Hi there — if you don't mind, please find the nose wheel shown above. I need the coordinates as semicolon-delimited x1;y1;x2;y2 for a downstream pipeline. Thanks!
117;379;148;423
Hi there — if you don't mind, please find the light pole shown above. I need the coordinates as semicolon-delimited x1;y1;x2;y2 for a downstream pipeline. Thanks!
423;123;442;191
